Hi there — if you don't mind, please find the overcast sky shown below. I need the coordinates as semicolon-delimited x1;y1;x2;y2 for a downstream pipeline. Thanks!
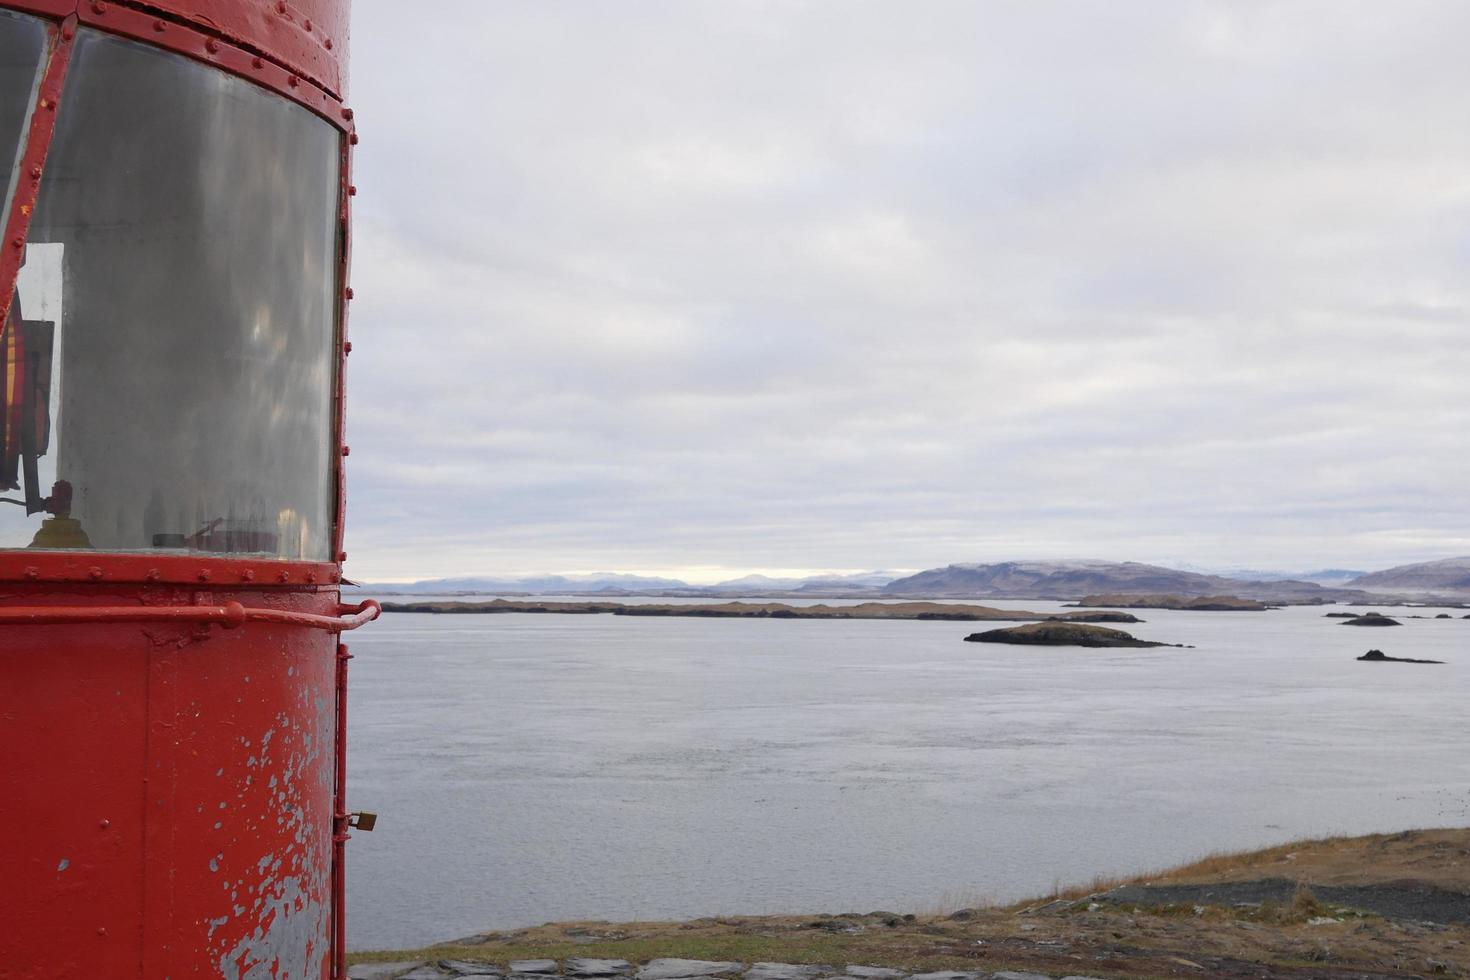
341;1;1470;583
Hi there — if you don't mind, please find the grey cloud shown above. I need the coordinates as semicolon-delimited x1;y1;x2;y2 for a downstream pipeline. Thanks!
340;1;1470;581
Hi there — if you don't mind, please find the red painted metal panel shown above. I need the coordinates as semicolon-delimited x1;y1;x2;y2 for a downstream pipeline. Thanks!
1;585;343;978
0;2;364;975
0;0;73;15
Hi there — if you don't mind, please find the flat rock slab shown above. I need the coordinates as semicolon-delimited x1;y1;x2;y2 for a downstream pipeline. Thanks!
908;972;977;980
510;961;561;976
440;962;505;977
747;965;833;980
637;960;745;980
845;970;904;980
349;966;427;980
992;972;1054;980
401;968;454;980
566;959;634;977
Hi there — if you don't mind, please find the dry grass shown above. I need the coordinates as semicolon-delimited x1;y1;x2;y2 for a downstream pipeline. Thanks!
349;828;1470;980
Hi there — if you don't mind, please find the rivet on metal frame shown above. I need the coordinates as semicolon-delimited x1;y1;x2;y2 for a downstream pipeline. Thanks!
343;341;353;354
146;569;161;582
341;445;350;457
197;569;211;582
205;38;220;54
88;567;103;580
242;569;255;583
252;56;264;69
24;566;39;580
304;19;312;31
90;1;105;15
278;570;291;583
152;19;165;32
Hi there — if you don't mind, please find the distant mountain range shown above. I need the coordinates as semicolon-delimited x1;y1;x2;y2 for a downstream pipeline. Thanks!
879;560;1356;601
361;570;901;595
357;557;1470;601
1346;556;1470;592
365;573;691;595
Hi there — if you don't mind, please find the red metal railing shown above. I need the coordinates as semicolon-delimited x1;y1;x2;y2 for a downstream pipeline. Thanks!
0;598;380;631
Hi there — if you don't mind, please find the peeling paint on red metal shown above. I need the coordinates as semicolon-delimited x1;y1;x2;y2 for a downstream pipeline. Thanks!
330;642;352;979
0;586;342;978
0;2;362;975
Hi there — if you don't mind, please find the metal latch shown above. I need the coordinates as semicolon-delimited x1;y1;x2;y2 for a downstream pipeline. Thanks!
348;811;377;831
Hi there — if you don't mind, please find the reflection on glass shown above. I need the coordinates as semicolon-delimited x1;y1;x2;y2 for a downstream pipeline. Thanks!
1;28;340;559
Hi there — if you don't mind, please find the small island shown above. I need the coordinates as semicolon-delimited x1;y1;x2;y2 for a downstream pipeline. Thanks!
1358;649;1442;664
1340;613;1402;627
963;622;1185;648
379;598;1142;623
1069;593;1269;611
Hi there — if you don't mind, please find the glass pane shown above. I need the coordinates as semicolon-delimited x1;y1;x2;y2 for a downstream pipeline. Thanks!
2;28;340;559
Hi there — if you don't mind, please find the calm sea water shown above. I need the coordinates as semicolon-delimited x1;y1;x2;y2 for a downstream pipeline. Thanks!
344;599;1470;950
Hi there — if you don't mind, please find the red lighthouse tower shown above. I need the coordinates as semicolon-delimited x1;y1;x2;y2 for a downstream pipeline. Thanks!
0;2;374;977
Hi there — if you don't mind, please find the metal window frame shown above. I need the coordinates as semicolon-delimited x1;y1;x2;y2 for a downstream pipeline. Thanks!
0;0;358;578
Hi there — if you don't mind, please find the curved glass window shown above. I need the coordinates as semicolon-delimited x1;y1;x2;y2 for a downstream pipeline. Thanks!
1;27;340;559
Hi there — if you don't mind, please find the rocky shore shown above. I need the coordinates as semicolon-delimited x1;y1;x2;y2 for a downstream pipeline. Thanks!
1068;594;1269;611
349;830;1470;980
350;958;1098;980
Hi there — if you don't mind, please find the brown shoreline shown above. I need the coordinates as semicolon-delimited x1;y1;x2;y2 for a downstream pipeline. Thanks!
378;598;1142;623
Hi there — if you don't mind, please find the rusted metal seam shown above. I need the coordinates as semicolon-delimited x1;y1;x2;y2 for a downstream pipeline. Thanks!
330;640;352;978
100;0;342;100
0;14;76;329
73;1;355;132
0;597;381;630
